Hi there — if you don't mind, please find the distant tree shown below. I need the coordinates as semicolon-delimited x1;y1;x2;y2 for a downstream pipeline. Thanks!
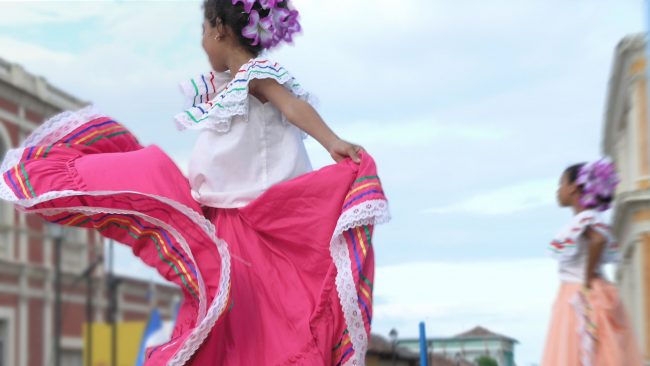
475;356;498;366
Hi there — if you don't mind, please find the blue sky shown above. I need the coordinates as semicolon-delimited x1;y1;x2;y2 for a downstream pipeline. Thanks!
0;1;645;364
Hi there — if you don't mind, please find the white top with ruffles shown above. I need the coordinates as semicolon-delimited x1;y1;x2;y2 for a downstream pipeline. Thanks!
549;210;620;283
175;57;313;208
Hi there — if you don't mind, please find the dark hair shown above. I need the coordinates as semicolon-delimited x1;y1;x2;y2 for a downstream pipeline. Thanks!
203;0;289;56
564;162;614;209
564;163;586;185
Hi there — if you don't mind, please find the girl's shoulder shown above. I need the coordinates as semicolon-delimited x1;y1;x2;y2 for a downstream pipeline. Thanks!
232;57;295;86
173;57;312;133
549;210;619;263
558;209;612;241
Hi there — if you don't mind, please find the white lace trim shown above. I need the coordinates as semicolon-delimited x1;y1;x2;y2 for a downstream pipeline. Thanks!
6;190;231;366
167;236;231;365
174;58;313;134
571;291;595;366
0;105;102;174
3;176;389;365
0;104;235;364
23;105;101;147
0;100;384;364
0;172;15;205
330;199;390;365
0;106;104;230
28;205;207;317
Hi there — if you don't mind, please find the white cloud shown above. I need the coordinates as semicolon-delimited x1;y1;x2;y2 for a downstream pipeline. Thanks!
0;36;74;64
375;259;557;320
302;117;510;170
373;259;559;366
422;178;558;215
315;118;508;147
0;2;106;26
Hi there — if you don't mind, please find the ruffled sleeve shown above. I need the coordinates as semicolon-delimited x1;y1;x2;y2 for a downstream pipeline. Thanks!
174;57;314;133
178;71;232;110
549;210;620;263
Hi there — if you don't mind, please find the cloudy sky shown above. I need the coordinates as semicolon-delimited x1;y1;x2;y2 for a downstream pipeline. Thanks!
0;1;645;364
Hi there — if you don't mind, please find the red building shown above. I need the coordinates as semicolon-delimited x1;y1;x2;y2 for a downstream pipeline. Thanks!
0;58;181;366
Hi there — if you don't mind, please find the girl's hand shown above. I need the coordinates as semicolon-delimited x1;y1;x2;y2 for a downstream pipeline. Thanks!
328;138;363;164
584;273;601;290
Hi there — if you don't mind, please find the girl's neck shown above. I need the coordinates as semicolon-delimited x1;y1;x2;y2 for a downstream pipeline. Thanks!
225;48;256;75
572;202;587;215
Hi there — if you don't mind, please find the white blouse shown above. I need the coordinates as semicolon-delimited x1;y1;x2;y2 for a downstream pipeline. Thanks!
549;210;620;283
174;57;313;208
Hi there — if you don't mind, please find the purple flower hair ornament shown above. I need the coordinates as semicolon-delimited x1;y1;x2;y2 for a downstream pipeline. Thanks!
259;0;280;9
242;10;275;48
232;0;301;49
232;0;256;13
576;157;620;211
271;7;300;43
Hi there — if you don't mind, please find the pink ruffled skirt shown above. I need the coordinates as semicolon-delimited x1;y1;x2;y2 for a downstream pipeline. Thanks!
541;279;643;366
0;109;390;365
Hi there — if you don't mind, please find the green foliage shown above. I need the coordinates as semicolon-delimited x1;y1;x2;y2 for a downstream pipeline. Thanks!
475;356;498;366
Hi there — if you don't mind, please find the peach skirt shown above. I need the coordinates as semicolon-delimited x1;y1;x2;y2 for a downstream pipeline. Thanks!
541;279;644;366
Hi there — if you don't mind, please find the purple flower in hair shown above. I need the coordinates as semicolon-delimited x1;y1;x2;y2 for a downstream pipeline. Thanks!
576;158;619;211
242;10;275;48
269;7;288;44
233;0;301;49
270;7;301;45
259;0;280;9
283;9;301;41
232;0;256;13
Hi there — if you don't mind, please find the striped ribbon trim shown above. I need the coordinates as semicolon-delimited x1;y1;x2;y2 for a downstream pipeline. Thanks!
334;224;375;366
51;212;201;298
179;58;303;127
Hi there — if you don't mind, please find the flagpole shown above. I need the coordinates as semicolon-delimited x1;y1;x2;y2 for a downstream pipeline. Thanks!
419;322;428;366
107;239;119;366
78;255;102;366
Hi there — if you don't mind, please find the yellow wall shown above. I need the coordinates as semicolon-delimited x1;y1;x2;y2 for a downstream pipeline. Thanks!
82;322;146;366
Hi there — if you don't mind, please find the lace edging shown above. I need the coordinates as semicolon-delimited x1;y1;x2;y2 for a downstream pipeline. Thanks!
6;190;231;366
0;104;234;364
330;199;390;365
571;291;596;366
174;59;313;134
0;105;100;174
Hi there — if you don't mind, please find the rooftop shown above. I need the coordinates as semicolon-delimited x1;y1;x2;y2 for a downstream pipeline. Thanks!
0;56;88;111
399;325;519;344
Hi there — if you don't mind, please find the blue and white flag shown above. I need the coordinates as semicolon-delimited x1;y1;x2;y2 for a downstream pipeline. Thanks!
135;308;165;366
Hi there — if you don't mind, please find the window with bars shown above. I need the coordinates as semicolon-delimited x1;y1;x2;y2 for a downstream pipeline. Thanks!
62;228;89;273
